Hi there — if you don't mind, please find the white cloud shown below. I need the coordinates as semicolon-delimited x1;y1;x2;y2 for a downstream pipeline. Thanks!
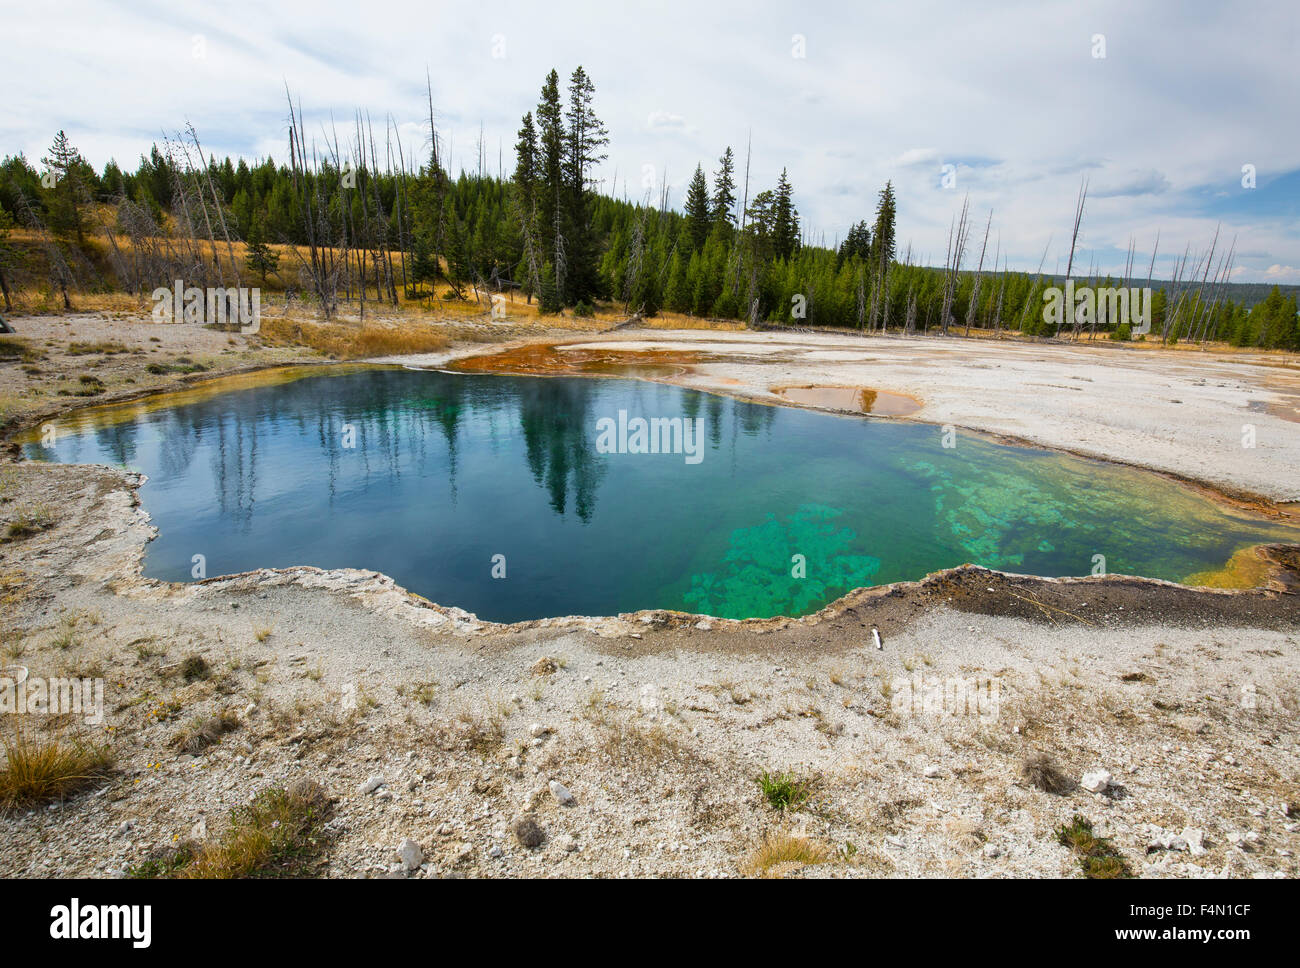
6;0;1298;282
646;111;689;132
892;148;941;169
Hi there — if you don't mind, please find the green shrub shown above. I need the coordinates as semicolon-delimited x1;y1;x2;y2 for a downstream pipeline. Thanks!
758;771;812;811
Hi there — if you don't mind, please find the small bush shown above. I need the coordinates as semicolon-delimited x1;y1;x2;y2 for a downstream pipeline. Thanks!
514;816;545;849
1022;753;1073;794
758;771;812;812
127;844;196;878
1056;814;1132;879
180;654;211;682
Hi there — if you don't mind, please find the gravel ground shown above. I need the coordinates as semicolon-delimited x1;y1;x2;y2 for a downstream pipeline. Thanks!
413;329;1300;503
0;317;1297;878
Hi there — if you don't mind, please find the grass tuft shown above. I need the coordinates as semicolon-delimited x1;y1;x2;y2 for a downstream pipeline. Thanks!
1056;814;1133;879
1022;753;1074;794
4;505;55;541
742;832;830;877
132;780;332;879
0;338;40;363
180;654;211;682
758;770;813;812
171;710;240;755
0;725;115;811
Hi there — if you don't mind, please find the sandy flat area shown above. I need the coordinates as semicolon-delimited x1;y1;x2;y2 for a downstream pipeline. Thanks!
472;330;1300;504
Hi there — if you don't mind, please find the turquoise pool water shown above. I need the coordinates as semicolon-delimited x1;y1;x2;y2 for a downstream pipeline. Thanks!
23;366;1297;621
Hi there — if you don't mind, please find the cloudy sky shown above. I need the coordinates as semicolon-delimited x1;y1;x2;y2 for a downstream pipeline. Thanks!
6;0;1298;281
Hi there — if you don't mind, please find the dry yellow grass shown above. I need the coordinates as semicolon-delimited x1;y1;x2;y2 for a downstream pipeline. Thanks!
257;317;450;358
741;831;830;877
177;782;331;878
0;723;115;810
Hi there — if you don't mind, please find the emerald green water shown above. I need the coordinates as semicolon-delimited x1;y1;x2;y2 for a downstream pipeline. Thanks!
22;367;1298;622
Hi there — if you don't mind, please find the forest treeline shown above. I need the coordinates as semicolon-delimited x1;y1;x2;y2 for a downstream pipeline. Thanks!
1;67;1297;350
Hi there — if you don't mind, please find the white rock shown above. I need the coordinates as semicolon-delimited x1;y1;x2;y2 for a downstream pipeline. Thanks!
1080;770;1112;793
549;780;574;806
638;684;660;718
529;723;551;738
556;834;577;852
398;838;423;870
983;843;1003;858
1182;827;1206;856
923;765;942;778
359;775;386;795
1147;826;1186;852
488;845;502;858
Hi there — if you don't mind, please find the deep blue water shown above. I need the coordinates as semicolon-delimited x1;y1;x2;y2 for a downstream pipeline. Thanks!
23;367;1297;621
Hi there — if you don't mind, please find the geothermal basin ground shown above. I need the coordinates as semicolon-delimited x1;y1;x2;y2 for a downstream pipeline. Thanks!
1;313;1297;879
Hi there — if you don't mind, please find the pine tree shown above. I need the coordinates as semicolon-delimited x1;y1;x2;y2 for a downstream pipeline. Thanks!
511;112;541;298
772;169;799;261
411;233;438;292
711;147;736;229
535;70;565;276
538;260;561;314
684;164;711;252
244;216;279;284
42;130;90;244
663;246;688;313
837;220;871;266
560;66;608;304
0;206;14;312
870;181;897;274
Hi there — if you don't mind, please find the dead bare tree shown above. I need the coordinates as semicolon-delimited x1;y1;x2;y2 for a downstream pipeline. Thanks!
1014;235;1052;336
964;209;993;336
12;189;73;309
991;239;1006;335
622;197;650;315
940;195;971;335
187;123;240;286
389;115;411;298
1065;177;1088;339
284;88;344;318
1195;235;1236;345
1161;243;1191;342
